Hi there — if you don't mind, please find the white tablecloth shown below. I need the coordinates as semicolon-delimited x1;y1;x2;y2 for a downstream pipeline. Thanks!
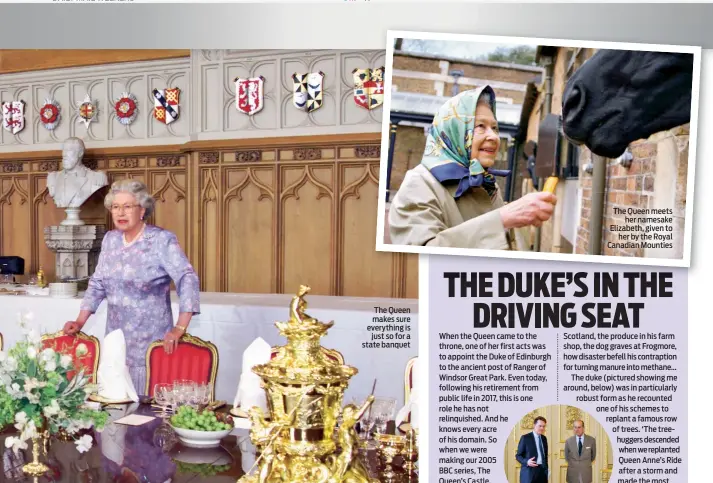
0;292;419;406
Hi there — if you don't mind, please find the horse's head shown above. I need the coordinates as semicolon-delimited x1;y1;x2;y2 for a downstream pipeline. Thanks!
561;50;693;158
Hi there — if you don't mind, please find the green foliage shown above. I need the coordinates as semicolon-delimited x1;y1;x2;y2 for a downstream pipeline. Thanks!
485;45;537;65
0;326;107;451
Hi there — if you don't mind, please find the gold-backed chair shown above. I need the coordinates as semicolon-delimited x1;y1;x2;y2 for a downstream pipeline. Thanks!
41;330;101;383
145;333;219;400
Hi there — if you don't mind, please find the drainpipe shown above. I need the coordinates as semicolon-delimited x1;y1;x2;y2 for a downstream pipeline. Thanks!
534;56;554;253
385;122;398;202
589;154;606;255
450;70;465;96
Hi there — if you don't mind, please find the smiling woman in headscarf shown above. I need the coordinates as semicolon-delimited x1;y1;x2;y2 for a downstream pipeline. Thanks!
388;86;556;249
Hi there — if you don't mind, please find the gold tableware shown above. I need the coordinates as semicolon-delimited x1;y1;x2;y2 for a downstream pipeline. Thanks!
400;429;419;471
22;433;50;477
375;433;406;469
238;285;378;483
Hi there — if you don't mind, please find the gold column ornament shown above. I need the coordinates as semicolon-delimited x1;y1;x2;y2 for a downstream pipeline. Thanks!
239;285;378;483
36;267;47;288
22;433;50;477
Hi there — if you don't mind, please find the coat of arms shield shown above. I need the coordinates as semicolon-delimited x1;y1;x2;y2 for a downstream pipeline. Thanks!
153;87;180;125
292;72;324;113
353;67;385;110
2;101;24;134
235;77;265;116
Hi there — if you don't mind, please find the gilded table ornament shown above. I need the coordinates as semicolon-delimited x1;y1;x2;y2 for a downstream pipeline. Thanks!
238;285;379;483
22;433;50;477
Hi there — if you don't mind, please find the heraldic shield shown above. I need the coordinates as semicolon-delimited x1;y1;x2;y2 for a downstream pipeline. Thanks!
235;76;265;116
153;87;180;125
2;101;24;134
353;67;385;110
292;72;324;113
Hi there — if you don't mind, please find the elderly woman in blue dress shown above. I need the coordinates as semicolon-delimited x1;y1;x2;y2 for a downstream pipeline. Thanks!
63;179;200;393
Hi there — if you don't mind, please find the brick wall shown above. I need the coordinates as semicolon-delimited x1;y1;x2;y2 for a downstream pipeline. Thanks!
449;62;540;85
392;77;440;95
574;124;689;257
390;125;428;193
393;54;443;73
443;84;526;104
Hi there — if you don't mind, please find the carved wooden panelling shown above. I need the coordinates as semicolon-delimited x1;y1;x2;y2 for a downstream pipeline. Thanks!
0;137;416;298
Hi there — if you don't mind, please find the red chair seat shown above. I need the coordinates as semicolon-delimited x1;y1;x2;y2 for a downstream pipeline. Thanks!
145;334;218;400
41;332;100;383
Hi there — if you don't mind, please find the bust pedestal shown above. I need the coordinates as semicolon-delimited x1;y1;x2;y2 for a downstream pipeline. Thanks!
44;225;106;281
61;208;85;226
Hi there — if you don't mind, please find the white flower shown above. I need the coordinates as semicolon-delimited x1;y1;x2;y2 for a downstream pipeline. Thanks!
26;393;40;404
43;399;61;418
75;434;93;453
76;344;88;357
7;383;22;398
14;412;28;425
40;347;55;360
60;354;73;369
43;359;57;372
26;329;41;345
23;378;47;392
5;356;17;371
0;374;11;387
27;347;37;359
4;436;28;453
20;422;38;442
57;410;67;419
0;351;6;362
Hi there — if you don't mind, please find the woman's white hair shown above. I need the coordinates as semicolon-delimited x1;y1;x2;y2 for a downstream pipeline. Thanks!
104;179;155;219
477;90;494;107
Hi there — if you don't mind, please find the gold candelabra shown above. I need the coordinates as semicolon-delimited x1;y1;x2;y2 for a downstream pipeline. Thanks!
239;285;378;483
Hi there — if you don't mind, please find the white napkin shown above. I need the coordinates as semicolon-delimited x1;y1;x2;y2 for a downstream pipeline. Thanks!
395;358;419;429
233;337;271;415
97;330;138;403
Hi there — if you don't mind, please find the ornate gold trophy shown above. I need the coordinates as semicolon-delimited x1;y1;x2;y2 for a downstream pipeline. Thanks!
239;285;378;483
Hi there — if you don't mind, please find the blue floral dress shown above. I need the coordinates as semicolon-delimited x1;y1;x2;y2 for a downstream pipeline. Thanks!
80;224;200;394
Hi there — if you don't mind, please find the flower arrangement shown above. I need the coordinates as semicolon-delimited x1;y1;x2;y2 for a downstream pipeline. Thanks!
0;313;107;456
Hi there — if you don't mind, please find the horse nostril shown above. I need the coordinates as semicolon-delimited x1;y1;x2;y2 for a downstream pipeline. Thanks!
562;83;587;134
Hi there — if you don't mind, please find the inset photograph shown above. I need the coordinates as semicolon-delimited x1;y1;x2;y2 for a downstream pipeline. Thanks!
377;32;700;266
504;405;614;483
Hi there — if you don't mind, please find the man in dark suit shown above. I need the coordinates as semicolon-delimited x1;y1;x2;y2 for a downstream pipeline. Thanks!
516;416;549;483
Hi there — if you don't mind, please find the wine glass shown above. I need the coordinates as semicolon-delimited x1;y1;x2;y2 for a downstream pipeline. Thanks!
173;380;193;407
371;397;397;436
154;383;172;417
198;384;211;405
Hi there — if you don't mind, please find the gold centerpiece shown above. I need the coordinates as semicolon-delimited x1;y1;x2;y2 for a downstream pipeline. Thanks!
239;285;378;483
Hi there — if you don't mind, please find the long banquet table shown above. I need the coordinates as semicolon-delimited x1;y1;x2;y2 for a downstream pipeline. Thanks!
0;291;419;407
0;403;419;483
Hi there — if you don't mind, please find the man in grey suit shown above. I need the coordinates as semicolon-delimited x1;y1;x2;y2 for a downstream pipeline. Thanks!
564;419;596;483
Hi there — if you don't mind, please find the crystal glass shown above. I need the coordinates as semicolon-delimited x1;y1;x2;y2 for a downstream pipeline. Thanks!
371;397;397;436
197;384;211;405
154;383;172;416
173;380;194;407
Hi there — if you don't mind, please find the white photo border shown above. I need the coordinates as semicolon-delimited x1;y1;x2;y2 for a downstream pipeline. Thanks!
375;30;702;268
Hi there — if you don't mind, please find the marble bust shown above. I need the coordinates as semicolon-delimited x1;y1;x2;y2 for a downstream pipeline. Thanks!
47;138;108;225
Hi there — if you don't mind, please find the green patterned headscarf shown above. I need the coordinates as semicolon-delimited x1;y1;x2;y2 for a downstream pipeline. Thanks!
420;86;509;199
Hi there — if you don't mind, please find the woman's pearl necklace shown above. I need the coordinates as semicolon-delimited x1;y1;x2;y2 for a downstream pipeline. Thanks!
122;223;146;248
